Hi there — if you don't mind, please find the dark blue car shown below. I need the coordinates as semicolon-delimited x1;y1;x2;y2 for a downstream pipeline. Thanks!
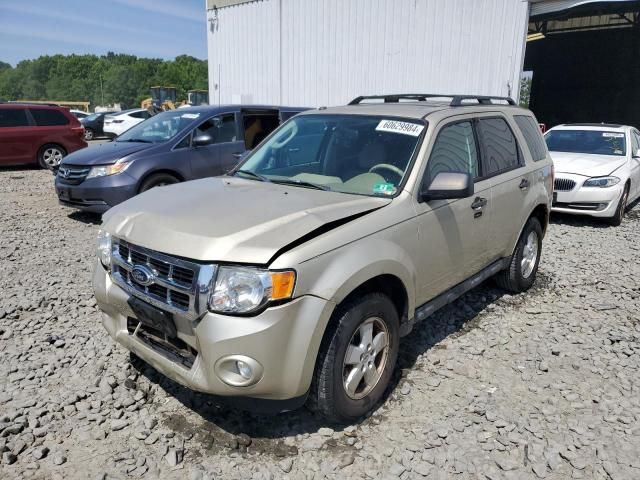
55;105;307;213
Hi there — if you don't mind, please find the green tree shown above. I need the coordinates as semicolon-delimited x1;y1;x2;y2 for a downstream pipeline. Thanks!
0;53;208;109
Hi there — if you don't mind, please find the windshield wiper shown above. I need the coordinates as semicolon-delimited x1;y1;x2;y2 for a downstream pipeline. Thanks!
235;169;271;182
271;178;329;191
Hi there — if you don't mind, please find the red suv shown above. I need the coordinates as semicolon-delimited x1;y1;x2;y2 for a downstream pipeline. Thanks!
0;103;87;170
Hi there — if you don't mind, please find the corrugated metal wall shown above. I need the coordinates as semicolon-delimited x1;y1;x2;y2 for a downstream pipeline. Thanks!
207;0;531;107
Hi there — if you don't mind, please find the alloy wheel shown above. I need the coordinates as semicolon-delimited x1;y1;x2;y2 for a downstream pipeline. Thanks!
43;148;64;167
342;317;390;400
521;231;539;279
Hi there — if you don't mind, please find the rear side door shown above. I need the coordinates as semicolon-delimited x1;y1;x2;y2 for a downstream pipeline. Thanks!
188;113;244;178
0;107;35;165
476;115;531;261
29;108;77;155
414;118;493;301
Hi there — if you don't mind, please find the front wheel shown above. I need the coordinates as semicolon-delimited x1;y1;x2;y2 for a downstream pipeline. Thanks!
307;293;399;423
496;217;543;293
139;173;179;193
607;184;629;227
84;128;94;141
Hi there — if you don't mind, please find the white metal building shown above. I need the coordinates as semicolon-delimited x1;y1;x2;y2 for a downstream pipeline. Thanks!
205;0;639;112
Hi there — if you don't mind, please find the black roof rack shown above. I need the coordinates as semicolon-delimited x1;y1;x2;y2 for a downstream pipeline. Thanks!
348;94;516;107
6;101;61;107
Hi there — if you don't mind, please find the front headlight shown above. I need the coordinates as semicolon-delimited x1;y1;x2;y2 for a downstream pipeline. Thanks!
208;267;296;314
86;161;131;179
583;176;620;188
96;230;112;268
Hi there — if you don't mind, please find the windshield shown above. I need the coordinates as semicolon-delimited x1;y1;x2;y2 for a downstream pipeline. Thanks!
116;111;200;143
545;130;626;156
236;115;425;196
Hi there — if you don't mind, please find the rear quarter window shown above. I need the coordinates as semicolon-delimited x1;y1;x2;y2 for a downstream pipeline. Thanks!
0;108;30;127
514;115;548;162
29;109;70;126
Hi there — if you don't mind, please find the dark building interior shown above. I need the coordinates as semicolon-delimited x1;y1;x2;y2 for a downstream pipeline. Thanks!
525;1;640;129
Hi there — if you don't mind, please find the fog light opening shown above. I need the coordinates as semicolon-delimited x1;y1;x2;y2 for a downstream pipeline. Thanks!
215;355;264;387
236;360;252;380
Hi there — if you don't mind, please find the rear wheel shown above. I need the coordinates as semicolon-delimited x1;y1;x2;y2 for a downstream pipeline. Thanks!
607;184;629;227
139;173;179;193
496;217;542;293
84;128;94;141
307;293;399;423
38;144;66;170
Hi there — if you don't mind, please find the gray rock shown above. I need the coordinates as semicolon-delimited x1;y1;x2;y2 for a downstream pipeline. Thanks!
32;446;49;460
111;419;128;431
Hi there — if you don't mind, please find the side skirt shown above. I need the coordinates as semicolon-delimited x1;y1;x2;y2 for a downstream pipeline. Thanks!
400;258;510;336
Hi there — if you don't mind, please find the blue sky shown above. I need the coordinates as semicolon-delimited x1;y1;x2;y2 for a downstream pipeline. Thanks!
0;0;207;65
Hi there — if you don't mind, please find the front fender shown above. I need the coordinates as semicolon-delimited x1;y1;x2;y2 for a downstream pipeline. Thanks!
288;236;417;317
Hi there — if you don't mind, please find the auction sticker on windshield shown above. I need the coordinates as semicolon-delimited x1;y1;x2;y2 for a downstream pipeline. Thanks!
181;113;200;119
376;119;424;137
602;132;624;138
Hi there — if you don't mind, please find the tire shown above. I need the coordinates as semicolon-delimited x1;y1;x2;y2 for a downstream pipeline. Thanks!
307;293;400;423
139;173;179;193
37;144;66;170
84;128;94;141
496;217;543;293
606;184;629;227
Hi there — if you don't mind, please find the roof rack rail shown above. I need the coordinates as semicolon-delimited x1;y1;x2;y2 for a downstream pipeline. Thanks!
348;94;516;107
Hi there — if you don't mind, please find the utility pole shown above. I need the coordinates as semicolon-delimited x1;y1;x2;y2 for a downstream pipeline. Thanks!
99;75;104;106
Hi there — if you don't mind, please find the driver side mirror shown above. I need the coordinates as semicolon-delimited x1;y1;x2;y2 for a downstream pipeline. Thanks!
420;172;474;202
193;134;213;147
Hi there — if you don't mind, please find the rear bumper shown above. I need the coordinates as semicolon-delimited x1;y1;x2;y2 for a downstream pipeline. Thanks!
55;172;138;213
552;174;623;218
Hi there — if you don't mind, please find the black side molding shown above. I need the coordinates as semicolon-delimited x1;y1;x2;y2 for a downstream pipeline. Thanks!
400;258;510;336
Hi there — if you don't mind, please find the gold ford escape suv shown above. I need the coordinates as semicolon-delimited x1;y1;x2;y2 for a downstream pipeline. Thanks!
93;94;553;422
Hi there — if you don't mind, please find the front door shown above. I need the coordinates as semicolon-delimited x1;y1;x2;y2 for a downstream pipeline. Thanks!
414;118;492;302
189;113;245;178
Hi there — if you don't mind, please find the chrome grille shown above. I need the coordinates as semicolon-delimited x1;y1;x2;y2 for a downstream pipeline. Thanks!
554;178;576;192
57;165;91;185
110;238;216;320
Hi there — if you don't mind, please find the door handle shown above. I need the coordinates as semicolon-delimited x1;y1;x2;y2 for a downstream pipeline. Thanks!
232;152;244;159
519;178;530;190
471;197;487;211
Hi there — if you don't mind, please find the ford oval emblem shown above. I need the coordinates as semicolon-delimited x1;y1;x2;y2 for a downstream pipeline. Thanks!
131;265;154;286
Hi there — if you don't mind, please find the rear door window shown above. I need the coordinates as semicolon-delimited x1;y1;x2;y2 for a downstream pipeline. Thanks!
425;120;479;184
476;117;521;176
0;108;30;127
29;109;69;126
514;115;547;162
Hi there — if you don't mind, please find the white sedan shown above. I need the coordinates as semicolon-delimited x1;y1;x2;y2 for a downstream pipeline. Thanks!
103;109;152;138
546;124;640;226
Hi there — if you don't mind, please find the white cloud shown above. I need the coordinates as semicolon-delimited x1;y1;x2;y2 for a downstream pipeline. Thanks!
0;3;167;38
0;25;188;59
110;0;203;23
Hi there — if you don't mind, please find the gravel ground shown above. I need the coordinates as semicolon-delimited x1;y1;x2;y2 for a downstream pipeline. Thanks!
1;168;639;480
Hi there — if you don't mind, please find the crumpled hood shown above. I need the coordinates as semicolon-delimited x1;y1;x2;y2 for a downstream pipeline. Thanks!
103;177;391;264
61;141;152;166
550;151;627;177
